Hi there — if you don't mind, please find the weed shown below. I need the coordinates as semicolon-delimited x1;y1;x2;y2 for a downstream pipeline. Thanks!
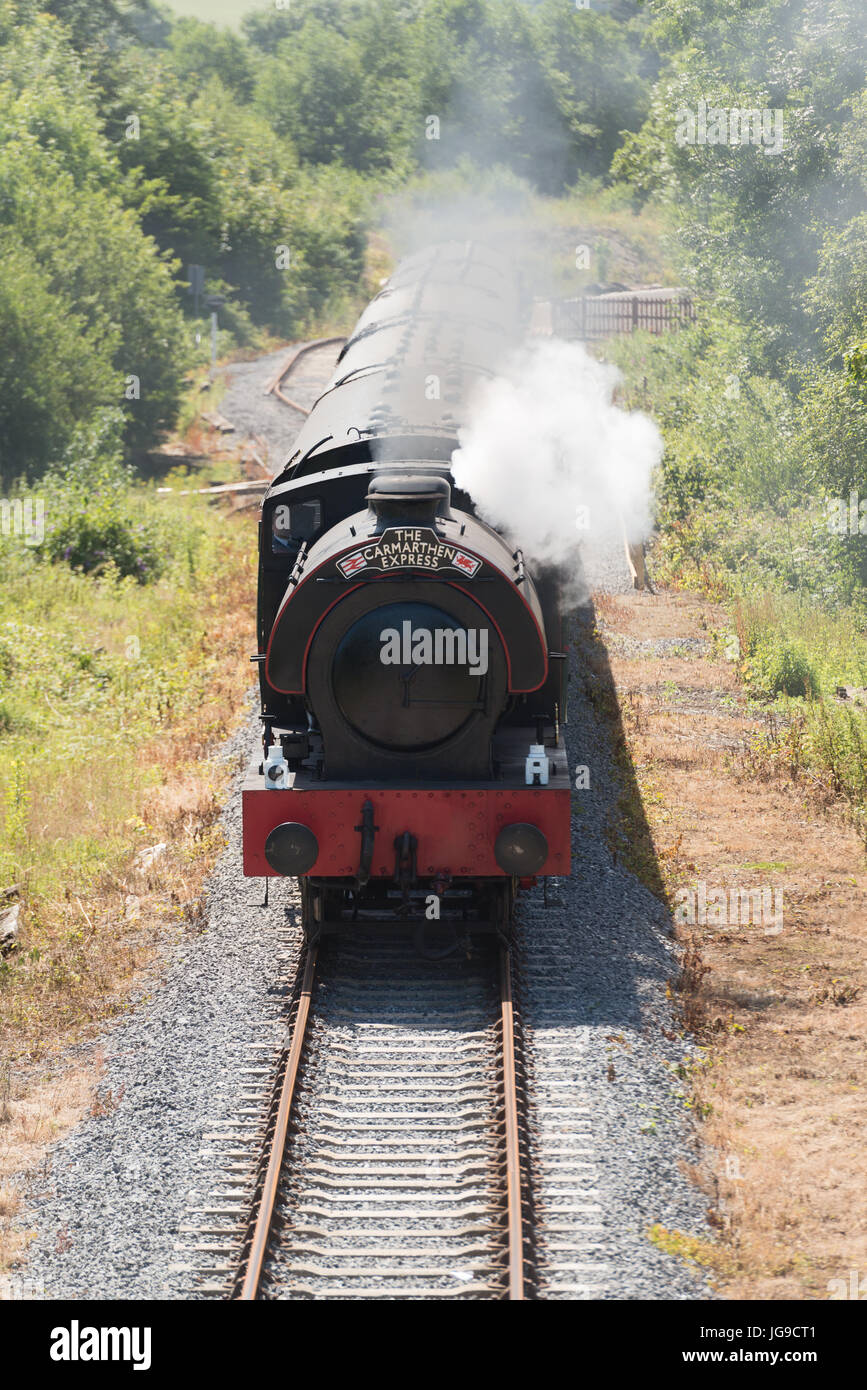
647;1223;731;1274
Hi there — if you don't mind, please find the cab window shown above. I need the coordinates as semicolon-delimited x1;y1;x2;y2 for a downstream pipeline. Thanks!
271;499;322;555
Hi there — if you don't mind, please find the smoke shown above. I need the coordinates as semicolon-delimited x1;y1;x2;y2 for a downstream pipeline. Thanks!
373;182;664;598
451;336;662;597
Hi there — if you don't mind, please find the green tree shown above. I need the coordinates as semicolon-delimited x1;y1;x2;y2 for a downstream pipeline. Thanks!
536;0;652;181
0;4;189;471
168;16;255;102
0;238;119;479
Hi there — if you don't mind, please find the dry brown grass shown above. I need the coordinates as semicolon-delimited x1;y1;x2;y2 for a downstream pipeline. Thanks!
0;1063;102;1278
601;586;867;1299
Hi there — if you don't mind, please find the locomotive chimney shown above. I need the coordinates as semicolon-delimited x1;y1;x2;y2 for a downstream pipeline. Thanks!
366;473;452;533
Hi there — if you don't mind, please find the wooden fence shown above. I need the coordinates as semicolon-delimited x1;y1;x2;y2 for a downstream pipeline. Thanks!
547;290;696;342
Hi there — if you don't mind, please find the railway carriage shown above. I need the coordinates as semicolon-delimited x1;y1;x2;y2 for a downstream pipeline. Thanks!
243;241;571;941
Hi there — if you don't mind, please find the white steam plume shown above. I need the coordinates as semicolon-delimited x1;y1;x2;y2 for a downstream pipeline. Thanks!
451;337;662;598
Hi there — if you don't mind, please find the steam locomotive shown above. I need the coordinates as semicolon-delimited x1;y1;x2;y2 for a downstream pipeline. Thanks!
243;242;571;941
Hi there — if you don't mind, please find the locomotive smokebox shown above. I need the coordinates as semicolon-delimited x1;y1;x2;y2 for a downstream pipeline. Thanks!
366;473;453;531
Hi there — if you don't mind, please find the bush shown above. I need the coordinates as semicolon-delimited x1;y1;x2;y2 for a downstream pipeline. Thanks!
808;703;867;816
745;635;818;699
40;421;168;583
46;512;162;583
0;236;120;482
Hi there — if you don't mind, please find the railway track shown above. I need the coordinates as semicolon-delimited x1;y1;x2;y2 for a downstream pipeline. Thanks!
264;336;347;416
232;932;533;1301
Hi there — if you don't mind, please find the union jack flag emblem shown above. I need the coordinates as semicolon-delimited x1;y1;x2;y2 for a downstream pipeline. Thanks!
337;550;367;577
452;550;481;576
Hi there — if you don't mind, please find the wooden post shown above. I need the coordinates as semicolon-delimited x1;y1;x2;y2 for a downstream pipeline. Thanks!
618;507;649;591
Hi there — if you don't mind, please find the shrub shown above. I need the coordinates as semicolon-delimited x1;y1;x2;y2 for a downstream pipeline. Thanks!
41;422;167;583
745;635;818;700
46;512;162;583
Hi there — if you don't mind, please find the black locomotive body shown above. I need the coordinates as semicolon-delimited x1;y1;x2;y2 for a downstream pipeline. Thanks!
243;242;571;940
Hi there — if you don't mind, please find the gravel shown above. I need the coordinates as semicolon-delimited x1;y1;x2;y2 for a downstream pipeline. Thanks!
13;346;714;1301
600;632;711;660
16;709;301;1299
580;540;636;596
217;343;341;473
517;611;712;1299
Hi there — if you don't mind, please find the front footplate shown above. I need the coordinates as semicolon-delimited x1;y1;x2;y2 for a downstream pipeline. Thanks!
242;738;571;880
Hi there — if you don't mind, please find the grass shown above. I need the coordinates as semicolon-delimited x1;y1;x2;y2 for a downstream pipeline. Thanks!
731;594;867;844
0;476;256;1067
648;534;867;847
734;590;867;694
604;288;867;850
0;369;262;1280
603;586;867;1298
532;183;678;293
